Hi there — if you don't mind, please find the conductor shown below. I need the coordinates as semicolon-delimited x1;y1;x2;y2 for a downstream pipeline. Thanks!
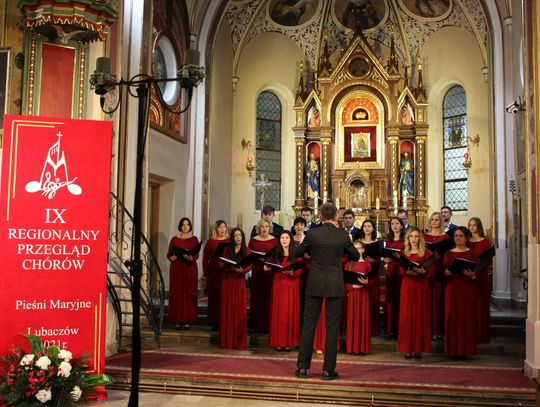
293;203;360;380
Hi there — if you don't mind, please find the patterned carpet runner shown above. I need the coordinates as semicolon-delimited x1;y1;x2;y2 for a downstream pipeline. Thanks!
106;350;535;395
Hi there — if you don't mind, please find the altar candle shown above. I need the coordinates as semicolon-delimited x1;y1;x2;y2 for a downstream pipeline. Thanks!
323;190;328;204
393;190;398;215
237;211;243;227
403;191;408;210
335;197;340;209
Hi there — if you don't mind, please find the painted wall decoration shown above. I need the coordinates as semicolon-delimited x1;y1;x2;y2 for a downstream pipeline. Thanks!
333;0;387;31
398;0;452;20
268;0;320;27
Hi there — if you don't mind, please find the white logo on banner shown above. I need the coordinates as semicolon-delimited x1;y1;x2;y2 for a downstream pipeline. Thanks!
25;132;82;199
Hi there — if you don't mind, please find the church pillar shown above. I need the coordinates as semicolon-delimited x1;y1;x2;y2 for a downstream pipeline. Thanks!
525;244;540;379
523;0;540;379
294;135;306;207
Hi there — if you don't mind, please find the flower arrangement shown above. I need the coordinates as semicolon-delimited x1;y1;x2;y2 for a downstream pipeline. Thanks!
0;335;113;406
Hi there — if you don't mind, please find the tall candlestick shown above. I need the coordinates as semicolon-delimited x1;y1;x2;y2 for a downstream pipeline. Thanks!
335;197;340;209
375;197;380;211
323;190;328;204
403;191;408;210
393;190;398;215
237;211;243;227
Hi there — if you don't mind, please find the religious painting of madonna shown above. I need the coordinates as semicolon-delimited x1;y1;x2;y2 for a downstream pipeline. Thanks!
345;126;376;162
268;0;319;27
351;131;370;158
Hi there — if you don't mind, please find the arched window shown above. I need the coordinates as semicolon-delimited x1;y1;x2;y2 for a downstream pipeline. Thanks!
255;91;282;211
442;85;468;211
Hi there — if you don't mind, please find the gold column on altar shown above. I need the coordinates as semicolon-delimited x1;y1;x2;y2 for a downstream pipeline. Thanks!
414;132;428;229
416;134;427;200
320;135;332;202
388;134;400;199
295;136;306;206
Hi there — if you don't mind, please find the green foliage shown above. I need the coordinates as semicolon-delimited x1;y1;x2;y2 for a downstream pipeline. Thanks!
0;335;114;406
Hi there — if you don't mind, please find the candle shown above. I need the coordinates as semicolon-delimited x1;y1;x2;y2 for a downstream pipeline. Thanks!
393;190;398;215
323;190;328;204
375;197;380;210
403;191;408;210
237;211;243;227
335;197;340;209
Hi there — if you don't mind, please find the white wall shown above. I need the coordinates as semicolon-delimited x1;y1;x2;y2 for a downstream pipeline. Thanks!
423;27;492;230
208;21;234;228
231;32;304;231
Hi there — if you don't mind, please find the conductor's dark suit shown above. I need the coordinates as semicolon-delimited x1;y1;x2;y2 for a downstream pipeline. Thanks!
293;222;360;373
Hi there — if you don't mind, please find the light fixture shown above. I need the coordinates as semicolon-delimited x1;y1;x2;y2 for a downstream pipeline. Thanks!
462;134;480;172
462;150;472;172
241;138;255;176
89;49;204;113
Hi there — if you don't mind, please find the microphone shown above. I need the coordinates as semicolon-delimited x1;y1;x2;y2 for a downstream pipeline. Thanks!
90;57;116;108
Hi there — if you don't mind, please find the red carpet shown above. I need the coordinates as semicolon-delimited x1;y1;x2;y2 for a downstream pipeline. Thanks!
106;350;535;395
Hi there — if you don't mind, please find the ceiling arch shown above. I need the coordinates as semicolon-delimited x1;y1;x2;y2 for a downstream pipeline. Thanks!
224;0;489;76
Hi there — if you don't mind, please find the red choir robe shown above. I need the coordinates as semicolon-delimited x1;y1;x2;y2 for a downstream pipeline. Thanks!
467;238;494;343
345;260;372;355
312;299;340;352
362;239;381;336
268;257;303;348
443;249;480;357
219;247;252;349
202;238;230;327
397;250;433;354
424;233;451;337
384;238;404;336
294;237;310;325
248;237;277;332
167;235;200;323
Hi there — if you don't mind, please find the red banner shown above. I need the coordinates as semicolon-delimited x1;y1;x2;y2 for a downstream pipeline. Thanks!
0;115;112;375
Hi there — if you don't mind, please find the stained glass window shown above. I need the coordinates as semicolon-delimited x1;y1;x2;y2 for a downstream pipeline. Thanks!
443;86;468;211
255;91;281;211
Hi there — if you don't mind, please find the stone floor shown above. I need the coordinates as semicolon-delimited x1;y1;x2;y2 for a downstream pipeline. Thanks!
93;391;330;406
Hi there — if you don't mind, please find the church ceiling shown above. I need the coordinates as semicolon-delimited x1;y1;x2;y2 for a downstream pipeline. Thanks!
224;0;488;75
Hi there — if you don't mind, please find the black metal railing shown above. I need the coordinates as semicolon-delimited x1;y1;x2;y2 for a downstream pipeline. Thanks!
107;193;165;348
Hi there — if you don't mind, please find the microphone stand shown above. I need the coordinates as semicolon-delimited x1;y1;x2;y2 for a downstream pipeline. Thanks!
91;69;202;407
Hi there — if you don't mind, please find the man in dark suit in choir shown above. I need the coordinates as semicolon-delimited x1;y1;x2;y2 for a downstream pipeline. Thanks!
250;205;284;238
441;206;458;237
398;209;413;231
343;209;361;241
293;203;360;380
300;206;319;232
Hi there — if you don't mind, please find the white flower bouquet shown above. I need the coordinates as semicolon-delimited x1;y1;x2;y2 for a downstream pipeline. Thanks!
0;335;113;406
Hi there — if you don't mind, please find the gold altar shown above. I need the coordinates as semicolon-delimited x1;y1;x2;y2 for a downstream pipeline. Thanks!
292;31;429;233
